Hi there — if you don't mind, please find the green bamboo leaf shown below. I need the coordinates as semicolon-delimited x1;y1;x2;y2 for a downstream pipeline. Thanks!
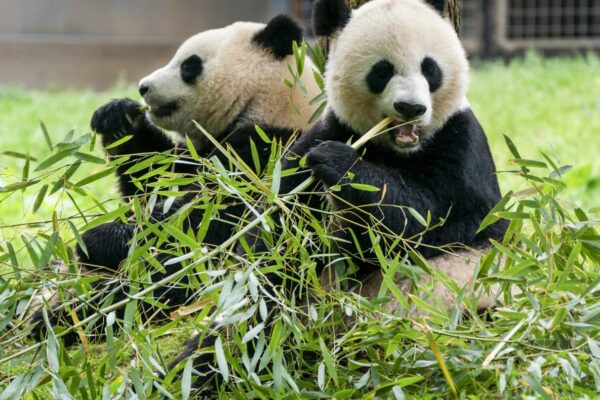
74;152;106;165
38;232;59;269
271;159;282;195
503;135;521;159
74;167;117;187
1;151;37;160
6;242;20;279
510;159;547;168
22;155;30;181
215;336;229;382
32;184;48;213
43;310;60;373
80;205;130;231
254;125;271;144
349;183;380;192
35;149;77;171
104;135;133;150
68;220;88;257
242;324;264;344
478;190;513;233
309;91;327;105
317;362;326;390
50;161;82;194
319;337;338;385
0;179;40;193
185;135;200;161
309;101;327;125
40;120;53;150
407;207;428;227
181;357;193;400
522;375;552;400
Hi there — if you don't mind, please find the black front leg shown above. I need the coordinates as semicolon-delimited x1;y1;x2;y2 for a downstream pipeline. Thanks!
305;140;447;258
91;98;178;197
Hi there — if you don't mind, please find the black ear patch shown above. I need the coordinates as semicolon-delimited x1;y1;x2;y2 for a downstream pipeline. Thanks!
253;14;303;60
366;60;395;94
424;0;445;14
312;0;351;36
421;57;443;92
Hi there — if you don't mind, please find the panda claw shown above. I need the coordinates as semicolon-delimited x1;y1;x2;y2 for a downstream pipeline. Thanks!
90;98;144;139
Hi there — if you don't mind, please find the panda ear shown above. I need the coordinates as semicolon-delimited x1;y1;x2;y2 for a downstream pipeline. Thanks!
253;15;303;60
312;0;351;37
423;0;445;14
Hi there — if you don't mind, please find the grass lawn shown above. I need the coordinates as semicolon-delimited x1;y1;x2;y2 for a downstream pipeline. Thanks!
0;53;599;398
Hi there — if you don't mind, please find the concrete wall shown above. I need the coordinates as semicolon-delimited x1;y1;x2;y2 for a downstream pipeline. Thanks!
0;0;291;90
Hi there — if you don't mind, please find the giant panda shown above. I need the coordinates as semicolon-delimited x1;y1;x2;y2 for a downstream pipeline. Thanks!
29;15;321;345
167;0;508;390
284;0;508;313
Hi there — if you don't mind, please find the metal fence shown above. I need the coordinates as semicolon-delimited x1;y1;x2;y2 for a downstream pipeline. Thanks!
461;0;600;56
291;0;600;56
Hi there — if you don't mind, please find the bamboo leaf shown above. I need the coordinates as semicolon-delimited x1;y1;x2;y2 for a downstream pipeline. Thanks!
215;336;229;382
35;149;77;171
32;184;48;213
40;120;53;150
74;167;117;187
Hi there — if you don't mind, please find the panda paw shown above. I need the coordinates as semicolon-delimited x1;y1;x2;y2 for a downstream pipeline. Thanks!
306;140;357;186
91;98;147;143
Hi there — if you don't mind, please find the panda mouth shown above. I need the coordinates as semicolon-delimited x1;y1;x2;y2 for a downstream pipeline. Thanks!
151;102;179;118
391;123;420;147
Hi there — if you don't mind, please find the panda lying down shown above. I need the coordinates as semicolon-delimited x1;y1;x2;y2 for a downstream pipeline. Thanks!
172;0;508;389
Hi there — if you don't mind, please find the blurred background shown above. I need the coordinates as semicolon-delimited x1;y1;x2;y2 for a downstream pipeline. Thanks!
1;0;599;89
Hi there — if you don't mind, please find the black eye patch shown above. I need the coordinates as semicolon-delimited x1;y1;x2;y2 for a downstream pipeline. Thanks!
421;56;443;92
366;60;395;94
180;55;203;84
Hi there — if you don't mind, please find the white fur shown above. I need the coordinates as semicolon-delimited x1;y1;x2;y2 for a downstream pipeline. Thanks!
325;0;469;153
139;21;320;148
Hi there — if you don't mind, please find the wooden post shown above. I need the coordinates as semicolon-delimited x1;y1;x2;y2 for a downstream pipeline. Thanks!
446;0;461;34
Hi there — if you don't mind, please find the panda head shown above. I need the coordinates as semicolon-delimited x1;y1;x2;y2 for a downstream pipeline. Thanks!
314;0;469;154
139;15;318;144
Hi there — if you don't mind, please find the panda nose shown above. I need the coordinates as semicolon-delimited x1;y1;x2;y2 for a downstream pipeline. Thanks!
139;84;150;97
393;101;427;120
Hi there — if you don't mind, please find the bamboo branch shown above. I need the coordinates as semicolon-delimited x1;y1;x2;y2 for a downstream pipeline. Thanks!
2;118;394;365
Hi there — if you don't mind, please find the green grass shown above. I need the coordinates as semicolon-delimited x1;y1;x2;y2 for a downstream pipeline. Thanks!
0;54;599;399
0;85;137;243
470;53;600;207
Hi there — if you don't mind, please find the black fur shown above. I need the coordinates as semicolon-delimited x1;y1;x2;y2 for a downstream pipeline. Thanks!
180;55;203;84
421;56;443;93
366;59;395;94
312;0;351;36
425;0;445;14
252;14;303;59
277;110;507;259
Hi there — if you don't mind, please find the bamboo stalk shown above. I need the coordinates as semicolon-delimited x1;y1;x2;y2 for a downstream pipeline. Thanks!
2;118;393;365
